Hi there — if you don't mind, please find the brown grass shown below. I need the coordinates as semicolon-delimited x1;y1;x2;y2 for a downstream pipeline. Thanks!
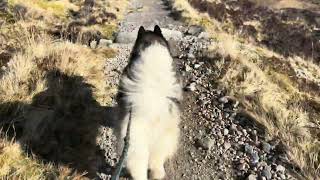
0;21;114;179
170;0;320;178
0;0;128;178
0;136;86;179
249;0;317;10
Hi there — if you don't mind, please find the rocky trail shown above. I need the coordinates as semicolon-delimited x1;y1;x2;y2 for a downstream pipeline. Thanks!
97;0;298;179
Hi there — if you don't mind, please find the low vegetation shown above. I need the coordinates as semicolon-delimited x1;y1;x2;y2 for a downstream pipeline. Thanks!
170;0;320;179
0;0;127;178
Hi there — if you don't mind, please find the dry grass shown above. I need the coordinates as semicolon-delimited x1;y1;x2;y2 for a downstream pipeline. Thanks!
170;0;320;178
8;0;78;18
0;136;86;179
0;0;128;179
249;0;317;10
0;137;46;179
0;23;113;107
0;21;114;179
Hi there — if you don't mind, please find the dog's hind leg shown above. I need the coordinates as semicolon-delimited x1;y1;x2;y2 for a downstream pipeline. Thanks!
126;121;149;180
149;125;179;179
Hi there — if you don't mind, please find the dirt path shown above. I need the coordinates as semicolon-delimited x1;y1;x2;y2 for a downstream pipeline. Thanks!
99;0;298;180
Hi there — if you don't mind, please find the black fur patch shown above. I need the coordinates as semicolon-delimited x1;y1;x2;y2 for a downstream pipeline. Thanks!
130;25;169;60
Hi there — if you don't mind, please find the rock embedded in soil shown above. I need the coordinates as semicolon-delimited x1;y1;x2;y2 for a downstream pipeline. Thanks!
185;64;192;72
224;142;231;150
218;96;229;104
247;174;258;180
187;52;195;59
98;39;112;47
186;82;197;91
245;144;254;154
186;25;204;36
90;40;97;48
168;39;180;57
262;142;271;153
197;137;215;150
261;169;272;179
198;32;210;39
252;152;260;163
276;165;285;172
223;128;229;136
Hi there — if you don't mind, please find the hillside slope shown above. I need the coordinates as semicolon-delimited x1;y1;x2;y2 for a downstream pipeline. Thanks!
170;0;320;179
0;0;128;179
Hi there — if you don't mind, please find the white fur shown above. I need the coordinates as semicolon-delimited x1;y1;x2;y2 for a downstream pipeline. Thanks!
120;43;182;180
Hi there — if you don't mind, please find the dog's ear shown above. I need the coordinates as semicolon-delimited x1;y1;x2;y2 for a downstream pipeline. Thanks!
154;25;162;36
138;26;145;37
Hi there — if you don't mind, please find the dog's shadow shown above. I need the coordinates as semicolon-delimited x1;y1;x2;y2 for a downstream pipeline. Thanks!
0;69;120;178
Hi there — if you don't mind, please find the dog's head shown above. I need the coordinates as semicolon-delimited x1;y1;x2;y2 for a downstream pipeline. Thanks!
132;25;169;55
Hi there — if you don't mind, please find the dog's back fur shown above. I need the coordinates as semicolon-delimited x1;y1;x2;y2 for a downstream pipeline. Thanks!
115;25;182;180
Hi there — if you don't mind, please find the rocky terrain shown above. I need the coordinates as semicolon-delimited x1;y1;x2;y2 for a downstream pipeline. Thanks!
0;0;319;179
97;0;302;179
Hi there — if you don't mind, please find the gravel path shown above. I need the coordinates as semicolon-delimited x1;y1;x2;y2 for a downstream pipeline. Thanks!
98;0;297;179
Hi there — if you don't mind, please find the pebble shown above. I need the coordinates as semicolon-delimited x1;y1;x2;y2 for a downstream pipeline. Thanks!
247;174;258;180
230;123;237;131
198;32;210;39
238;163;246;171
262;142;271;153
194;63;202;69
224;142;231;150
218;96;228;103
261;167;272;179
276;165;285;172
185;64;192;72
234;101;239;108
245;144;254;154
187;25;204;36
223;129;229;136
188;52;195;59
186;82;197;91
198;137;215;150
90;40;97;48
279;174;286;179
251;152;260;164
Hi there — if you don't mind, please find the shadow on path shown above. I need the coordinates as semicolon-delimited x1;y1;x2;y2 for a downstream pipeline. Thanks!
0;70;119;178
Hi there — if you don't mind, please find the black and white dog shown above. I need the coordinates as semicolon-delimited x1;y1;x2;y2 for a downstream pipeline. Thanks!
115;25;182;180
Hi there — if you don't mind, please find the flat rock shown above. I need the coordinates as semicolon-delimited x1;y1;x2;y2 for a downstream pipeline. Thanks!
98;39;113;48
